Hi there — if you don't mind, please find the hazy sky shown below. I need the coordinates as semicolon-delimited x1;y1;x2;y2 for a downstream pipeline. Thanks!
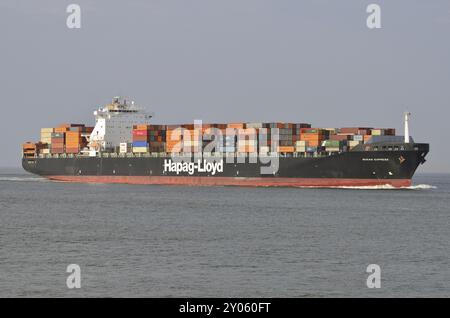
1;0;449;172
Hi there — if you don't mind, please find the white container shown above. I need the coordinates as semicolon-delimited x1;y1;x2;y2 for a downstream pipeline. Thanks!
119;142;128;153
246;123;263;128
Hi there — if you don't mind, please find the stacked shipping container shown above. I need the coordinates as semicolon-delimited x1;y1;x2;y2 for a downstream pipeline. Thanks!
300;128;329;152
132;124;167;153
50;133;65;154
66;131;84;153
36;124;92;155
22;142;40;158
166;124;198;153
40;128;53;145
22;142;48;158
29;121;397;157
132;124;150;153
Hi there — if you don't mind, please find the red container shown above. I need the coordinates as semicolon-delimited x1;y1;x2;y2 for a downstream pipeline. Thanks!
358;129;370;135
329;134;351;141
339;127;360;134
133;130;148;136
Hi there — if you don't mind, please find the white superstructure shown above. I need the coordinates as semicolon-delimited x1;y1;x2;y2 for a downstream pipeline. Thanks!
89;97;152;153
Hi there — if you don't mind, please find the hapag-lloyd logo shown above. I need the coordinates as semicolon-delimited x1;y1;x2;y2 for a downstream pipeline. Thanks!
164;159;224;175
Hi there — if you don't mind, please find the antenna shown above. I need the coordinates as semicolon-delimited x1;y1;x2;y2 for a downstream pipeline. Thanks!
404;111;411;143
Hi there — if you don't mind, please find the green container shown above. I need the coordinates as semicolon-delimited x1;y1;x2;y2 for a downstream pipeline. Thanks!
323;140;341;147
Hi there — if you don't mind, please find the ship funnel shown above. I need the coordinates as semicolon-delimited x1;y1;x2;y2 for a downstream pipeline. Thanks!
404;111;411;143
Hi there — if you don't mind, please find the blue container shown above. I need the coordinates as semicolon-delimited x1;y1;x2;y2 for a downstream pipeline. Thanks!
133;141;148;147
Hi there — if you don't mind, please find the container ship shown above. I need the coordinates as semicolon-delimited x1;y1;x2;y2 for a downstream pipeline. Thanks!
22;97;429;187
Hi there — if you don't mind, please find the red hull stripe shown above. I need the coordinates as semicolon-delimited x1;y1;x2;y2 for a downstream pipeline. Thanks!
46;176;412;188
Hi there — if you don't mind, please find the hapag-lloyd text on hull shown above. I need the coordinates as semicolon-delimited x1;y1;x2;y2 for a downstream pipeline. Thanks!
164;159;224;175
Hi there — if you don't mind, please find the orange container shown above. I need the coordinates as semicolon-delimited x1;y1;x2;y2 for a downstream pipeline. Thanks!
55;127;69;133
182;124;195;130
167;129;194;141
65;147;80;153
228;123;245;129
23;142;36;148
238;146;257;152
66;131;81;137
134;124;149;130
277;146;295;152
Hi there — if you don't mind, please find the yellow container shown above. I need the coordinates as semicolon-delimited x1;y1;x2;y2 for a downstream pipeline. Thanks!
132;147;148;153
371;129;382;136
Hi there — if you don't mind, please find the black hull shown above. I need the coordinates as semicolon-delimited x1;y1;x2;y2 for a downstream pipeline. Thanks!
22;143;429;187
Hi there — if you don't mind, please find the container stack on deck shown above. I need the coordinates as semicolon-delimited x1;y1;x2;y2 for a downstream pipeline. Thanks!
132;124;150;153
166;126;178;153
228;125;255;154
39;128;54;154
40;128;53;145
66;131;84;153
50;124;91;154
22;142;46;158
25;121;397;157
51;125;68;154
50;133;65;154
322;140;342;152
237;130;257;153
300;128;329;153
25;124;93;155
278;124;294;153
132;124;167;153
166;124;198;153
201;123;227;154
322;127;396;152
225;123;244;154
147;125;166;153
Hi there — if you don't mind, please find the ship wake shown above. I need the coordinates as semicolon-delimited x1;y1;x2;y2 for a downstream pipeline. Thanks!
0;176;49;182
334;184;437;190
